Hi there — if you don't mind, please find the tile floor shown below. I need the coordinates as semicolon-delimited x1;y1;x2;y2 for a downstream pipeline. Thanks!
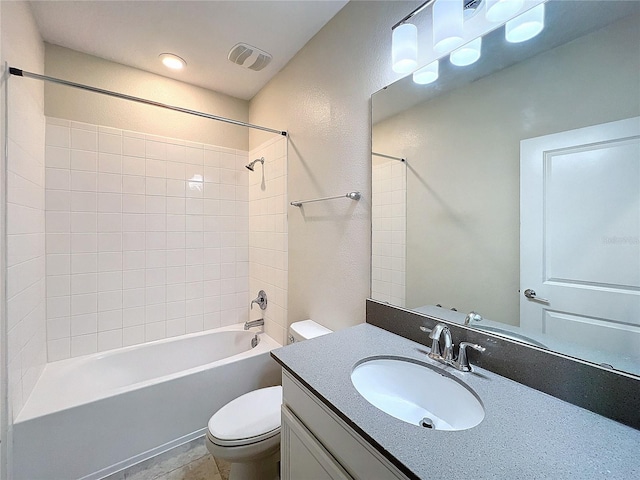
104;437;230;480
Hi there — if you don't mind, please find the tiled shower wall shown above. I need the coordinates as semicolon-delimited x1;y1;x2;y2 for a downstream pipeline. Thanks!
371;159;406;306
4;2;47;418
44;118;252;360
248;137;288;345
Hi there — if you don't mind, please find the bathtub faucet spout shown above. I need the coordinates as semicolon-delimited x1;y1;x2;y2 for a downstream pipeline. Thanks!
244;318;264;330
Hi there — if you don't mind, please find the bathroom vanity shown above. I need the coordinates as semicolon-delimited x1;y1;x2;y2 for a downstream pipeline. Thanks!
271;323;640;479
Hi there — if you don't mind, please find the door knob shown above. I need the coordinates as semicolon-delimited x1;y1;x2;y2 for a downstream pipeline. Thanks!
524;288;549;303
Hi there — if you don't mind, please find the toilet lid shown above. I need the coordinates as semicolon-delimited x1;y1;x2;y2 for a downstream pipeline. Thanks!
208;386;282;444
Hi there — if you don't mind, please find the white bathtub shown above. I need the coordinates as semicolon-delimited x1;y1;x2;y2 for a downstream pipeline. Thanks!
12;324;281;480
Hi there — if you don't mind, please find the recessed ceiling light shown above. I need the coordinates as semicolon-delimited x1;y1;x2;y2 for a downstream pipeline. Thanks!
159;53;186;70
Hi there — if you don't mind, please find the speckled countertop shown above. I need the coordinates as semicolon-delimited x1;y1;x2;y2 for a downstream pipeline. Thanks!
271;323;640;480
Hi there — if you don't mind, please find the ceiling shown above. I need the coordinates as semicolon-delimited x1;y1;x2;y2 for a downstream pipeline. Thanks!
30;0;348;101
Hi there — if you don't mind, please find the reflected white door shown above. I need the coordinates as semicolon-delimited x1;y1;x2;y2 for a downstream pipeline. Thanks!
520;117;640;355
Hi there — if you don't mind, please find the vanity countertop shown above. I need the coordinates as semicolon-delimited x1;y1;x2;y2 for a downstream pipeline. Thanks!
271;323;640;480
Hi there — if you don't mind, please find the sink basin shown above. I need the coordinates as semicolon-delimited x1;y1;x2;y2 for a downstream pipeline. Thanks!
351;357;484;431
476;325;547;348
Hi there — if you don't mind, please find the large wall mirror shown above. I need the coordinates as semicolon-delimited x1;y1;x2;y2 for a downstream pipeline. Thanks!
372;0;640;377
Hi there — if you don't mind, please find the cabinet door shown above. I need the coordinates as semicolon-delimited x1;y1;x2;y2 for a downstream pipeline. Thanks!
281;406;353;480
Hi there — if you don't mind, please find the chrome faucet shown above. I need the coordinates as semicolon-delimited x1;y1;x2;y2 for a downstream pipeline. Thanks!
244;318;264;330
452;342;486;372
427;323;454;363
464;311;483;325
251;290;268;310
420;323;485;372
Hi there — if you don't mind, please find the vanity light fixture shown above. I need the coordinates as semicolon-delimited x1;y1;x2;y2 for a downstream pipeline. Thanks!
505;3;545;43
159;53;186;70
450;37;482;66
413;60;439;85
485;0;524;23
392;23;419;73
433;0;464;54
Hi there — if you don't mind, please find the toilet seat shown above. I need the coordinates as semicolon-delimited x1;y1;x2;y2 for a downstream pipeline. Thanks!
207;386;282;447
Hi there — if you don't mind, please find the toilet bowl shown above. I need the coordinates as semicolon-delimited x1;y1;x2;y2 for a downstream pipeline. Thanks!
206;386;282;480
206;320;332;480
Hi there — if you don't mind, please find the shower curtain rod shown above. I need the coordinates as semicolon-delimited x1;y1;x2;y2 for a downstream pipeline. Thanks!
8;67;287;136
372;152;405;162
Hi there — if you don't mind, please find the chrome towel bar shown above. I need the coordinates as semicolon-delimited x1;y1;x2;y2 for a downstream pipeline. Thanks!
291;191;361;207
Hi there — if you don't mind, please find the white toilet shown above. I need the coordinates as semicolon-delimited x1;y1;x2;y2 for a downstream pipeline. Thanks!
206;320;332;480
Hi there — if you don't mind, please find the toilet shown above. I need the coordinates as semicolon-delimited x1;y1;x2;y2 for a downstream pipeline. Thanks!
206;320;332;480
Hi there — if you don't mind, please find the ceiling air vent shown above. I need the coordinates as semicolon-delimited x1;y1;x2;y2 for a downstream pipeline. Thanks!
228;43;272;71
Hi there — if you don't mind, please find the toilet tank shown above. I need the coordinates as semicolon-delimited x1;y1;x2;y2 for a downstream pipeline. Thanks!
288;320;332;344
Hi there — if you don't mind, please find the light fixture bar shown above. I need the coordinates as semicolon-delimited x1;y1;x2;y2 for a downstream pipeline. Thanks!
392;0;484;30
392;0;436;30
8;67;287;136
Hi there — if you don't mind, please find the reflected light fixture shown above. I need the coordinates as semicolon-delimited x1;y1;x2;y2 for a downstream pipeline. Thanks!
433;0;464;55
485;0;524;23
392;23;418;73
505;3;545;43
450;37;482;66
413;60;439;84
159;53;186;70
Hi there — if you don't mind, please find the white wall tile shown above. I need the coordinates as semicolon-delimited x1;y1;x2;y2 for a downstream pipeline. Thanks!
71;333;97;357
71;170;97;192
98;173;122;193
71;150;97;171
123;137;145;158
98;330;123;352
48;338;71;362
99;133;122;155
70;313;98;336
98;310;123;331
45;118;260;358
46;124;70;148
71;128;97;151
99;153;122;174
71;273;97;295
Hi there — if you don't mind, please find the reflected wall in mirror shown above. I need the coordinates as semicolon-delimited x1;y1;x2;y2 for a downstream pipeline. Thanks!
371;0;640;376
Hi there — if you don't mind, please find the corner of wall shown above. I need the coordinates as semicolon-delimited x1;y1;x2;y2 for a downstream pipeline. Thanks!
1;2;47;475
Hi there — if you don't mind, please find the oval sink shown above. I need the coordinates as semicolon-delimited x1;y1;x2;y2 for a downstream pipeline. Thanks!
351;357;484;431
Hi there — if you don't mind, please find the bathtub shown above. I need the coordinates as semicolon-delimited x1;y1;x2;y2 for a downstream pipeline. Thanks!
12;324;281;480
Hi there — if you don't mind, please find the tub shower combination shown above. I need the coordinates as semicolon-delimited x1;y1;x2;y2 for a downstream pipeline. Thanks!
12;325;281;480
5;67;289;480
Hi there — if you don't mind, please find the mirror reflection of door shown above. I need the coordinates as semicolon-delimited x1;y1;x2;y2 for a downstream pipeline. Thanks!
520;117;640;356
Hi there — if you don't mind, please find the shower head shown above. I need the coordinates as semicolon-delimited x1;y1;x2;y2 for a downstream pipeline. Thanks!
245;157;264;171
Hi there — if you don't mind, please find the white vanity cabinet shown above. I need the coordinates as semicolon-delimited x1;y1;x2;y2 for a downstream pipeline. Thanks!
280;370;410;480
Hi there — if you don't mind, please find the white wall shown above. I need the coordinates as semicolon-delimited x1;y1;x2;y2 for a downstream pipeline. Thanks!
1;0;47;437
44;118;252;359
248;1;414;331
44;44;250;151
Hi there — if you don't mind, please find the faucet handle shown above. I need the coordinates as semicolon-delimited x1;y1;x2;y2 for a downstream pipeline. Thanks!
250;290;268;310
454;342;486;372
464;311;483;325
419;325;440;357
